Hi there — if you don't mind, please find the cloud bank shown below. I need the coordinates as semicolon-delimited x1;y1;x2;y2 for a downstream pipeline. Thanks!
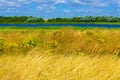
0;0;119;18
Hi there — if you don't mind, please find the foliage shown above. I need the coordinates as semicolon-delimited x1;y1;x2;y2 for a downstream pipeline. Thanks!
19;37;37;54
47;16;120;22
0;16;29;23
0;37;5;53
80;16;95;22
24;17;45;23
9;42;18;52
0;16;120;23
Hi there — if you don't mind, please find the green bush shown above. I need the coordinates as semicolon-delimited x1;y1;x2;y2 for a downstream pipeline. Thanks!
19;37;37;54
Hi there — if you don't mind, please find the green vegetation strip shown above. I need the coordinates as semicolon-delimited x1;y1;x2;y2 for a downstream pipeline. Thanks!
0;26;120;31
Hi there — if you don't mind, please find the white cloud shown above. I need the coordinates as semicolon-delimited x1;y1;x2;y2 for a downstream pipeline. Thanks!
32;0;46;3
117;1;120;7
64;8;102;13
72;0;86;5
76;9;102;12
18;0;31;4
55;0;66;4
6;8;19;13
63;10;70;13
0;0;109;8
37;4;55;13
91;0;108;7
0;0;120;14
0;0;21;7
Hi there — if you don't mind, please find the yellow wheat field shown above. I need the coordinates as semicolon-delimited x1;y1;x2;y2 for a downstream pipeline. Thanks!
0;28;120;80
0;50;120;80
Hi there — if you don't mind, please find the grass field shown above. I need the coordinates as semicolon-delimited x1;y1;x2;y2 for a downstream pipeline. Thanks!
0;27;120;80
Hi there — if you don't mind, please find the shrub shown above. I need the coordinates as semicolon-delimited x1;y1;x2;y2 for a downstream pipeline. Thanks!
9;42;18;52
0;37;5;53
50;28;81;55
19;37;37;54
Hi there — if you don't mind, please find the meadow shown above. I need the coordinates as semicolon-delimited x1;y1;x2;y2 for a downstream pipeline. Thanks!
0;27;120;80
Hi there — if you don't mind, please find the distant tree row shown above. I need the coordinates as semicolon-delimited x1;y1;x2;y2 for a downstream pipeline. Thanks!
0;16;120;23
48;16;120;22
0;16;45;23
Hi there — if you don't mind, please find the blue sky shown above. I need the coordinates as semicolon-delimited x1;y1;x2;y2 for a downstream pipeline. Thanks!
0;0;120;18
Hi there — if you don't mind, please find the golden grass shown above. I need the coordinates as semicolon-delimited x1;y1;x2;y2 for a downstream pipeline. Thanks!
0;28;120;55
0;28;120;80
0;50;120;80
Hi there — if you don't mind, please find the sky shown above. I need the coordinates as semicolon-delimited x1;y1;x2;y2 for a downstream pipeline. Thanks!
0;0;120;18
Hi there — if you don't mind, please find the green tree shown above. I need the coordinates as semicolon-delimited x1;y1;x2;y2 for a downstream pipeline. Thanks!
24;17;45;23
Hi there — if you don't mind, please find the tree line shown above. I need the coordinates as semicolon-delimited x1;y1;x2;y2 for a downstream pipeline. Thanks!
0;16;44;23
0;16;120;23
